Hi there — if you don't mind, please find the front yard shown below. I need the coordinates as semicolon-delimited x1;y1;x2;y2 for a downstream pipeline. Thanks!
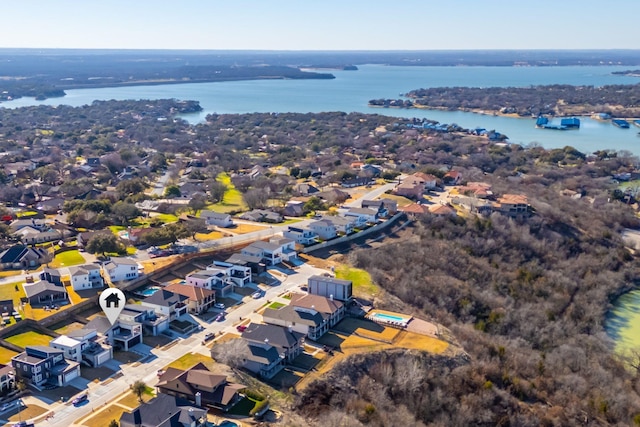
6;330;55;348
49;250;86;268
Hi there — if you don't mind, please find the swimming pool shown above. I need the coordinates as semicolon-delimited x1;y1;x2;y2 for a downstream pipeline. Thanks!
370;312;406;322
137;286;160;297
218;421;238;427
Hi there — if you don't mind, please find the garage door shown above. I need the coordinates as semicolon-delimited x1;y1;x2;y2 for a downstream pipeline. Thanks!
128;335;141;348
64;368;80;383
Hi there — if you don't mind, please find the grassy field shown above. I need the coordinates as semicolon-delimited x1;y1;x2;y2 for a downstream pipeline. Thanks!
268;302;286;310
166;352;215;371
6;330;54;348
205;172;248;213
79;404;129;427
335;265;379;296
233;223;269;234
195;230;224;241
49;250;85;268
0;347;19;364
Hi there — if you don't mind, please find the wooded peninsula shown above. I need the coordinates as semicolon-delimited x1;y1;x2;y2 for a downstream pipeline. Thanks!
370;83;640;118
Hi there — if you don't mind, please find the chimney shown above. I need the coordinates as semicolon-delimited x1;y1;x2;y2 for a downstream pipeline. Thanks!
194;392;201;407
330;294;334;301
288;325;293;333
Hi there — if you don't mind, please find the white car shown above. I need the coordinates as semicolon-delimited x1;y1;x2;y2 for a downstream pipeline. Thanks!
251;291;262;299
214;303;225;309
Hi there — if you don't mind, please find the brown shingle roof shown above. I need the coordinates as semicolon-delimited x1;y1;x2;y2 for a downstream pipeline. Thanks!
164;283;215;301
291;293;343;314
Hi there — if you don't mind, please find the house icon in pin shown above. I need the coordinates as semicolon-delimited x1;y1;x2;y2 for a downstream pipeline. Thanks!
104;291;121;308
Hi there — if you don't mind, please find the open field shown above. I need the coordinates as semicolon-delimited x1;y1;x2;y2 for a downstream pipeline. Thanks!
6;330;55;348
334;265;379;296
50;250;85;268
232;223;269;234
195;230;224;241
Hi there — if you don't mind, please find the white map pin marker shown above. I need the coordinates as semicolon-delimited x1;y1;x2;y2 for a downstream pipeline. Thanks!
99;288;126;325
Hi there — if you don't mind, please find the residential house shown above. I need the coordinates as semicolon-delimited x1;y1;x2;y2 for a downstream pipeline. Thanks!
443;170;462;185
308;219;338;240
293;183;319;196
119;304;169;336
341;177;374;188
0;245;51;270
200;210;233;228
494;194;531;218
210;261;252;287
165;283;216;314
35;198;65;214
241;241;284;266
263;293;345;340
239;209;283;224
49;329;112;367
323;216;356;235
85;315;143;351
104;257;140;282
23;281;68;307
395;180;425;199
156;362;245;412
140;290;189;321
241;324;304;363
187;268;234;297
283;200;305;217
361;163;382;177
16;227;64;245
316;188;350;204
126;227;155;245
0;365;14;393
308;276;353;301
343;207;379;226
283;226;318;246
429;204;457;217
39;268;63;286
11;346;80;387
68;264;103;291
119;394;207;427
268;237;297;261
224;253;265;275
238;324;304;378
9;219;48;233
399;203;430;218
361;199;397;218
458;182;492;199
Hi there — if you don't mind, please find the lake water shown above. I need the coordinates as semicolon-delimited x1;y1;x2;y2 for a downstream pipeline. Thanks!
3;63;640;351
3;65;640;155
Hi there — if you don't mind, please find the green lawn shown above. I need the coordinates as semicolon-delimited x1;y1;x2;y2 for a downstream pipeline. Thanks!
109;225;126;235
227;396;259;416
204;172;248;213
50;250;85;268
282;218;303;225
6;331;54;348
166;353;215;371
335;265;379;296
268;302;286;310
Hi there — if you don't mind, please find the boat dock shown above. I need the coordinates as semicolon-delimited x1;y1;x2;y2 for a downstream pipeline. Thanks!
613;119;630;129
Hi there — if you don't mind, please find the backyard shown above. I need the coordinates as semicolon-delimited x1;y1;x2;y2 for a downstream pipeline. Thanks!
334;265;379;297
205;172;248;213
6;330;55;348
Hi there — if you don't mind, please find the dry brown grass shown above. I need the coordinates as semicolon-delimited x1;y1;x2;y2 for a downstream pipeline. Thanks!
79;403;129;427
233;223;269;234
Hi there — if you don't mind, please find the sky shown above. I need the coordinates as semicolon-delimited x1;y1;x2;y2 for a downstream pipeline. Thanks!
2;0;639;51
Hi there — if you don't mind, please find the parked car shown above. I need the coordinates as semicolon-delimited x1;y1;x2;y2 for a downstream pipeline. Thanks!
236;324;247;332
214;303;225;309
216;313;225;322
72;394;88;406
202;332;215;344
251;291;262;299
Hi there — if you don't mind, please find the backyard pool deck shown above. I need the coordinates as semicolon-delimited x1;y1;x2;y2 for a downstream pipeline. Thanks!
365;309;413;328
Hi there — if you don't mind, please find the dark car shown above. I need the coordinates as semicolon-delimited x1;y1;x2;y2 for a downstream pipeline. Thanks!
72;394;88;406
202;332;215;344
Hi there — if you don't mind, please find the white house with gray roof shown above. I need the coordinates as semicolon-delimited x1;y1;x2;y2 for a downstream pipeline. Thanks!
200;210;233;227
69;264;103;291
104;257;140;283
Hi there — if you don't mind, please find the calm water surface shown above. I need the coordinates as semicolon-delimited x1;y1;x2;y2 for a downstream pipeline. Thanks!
3;65;640;154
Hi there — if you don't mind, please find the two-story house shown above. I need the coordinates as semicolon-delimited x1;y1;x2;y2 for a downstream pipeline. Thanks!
308;219;338;240
187;268;234;297
308;275;353;301
164;283;216;314
209;261;252;288
241;323;304;364
11;346;81;387
268;237;297;262
85;316;143;351
104;257;140;283
494;194;531;218
241;241;283;266
156;362;245;412
263;293;345;340
283;226;318;246
119;304;170;336
68;264;104;291
140;289;189;321
343;207;379;226
39;268;63;286
49;329;113;367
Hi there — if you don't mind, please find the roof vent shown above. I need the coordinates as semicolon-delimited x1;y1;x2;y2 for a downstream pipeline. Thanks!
329;294;334;301
264;338;269;344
